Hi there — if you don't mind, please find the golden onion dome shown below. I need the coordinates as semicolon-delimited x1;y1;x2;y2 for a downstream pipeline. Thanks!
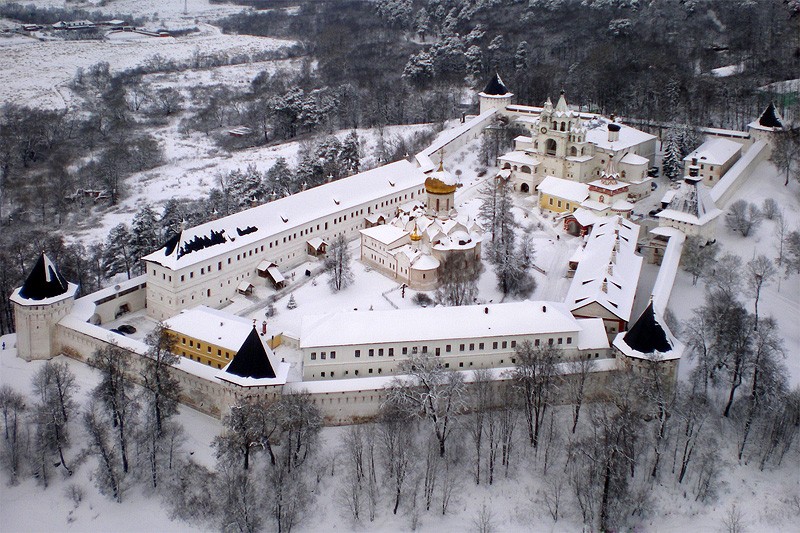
425;176;458;195
410;225;422;242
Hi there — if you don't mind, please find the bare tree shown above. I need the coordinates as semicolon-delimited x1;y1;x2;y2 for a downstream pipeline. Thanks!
385;352;467;457
378;404;415;514
31;361;78;479
89;343;137;473
469;369;493;484
471;501;495;533
324;235;354;291
725;200;762;237
746;255;776;329
512;342;559;449
682;236;718;285
721;502;747;533
139;324;181;488
435;252;483;306
565;357;596;433
0;385;26;484
770;126;800;186
83;399;122;501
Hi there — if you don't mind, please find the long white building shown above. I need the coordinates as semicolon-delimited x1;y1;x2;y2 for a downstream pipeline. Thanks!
299;301;610;381
143;160;428;319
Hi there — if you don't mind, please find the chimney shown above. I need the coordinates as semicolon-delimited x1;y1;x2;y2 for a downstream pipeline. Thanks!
484;307;489;314
542;305;547;313
607;123;621;143
262;321;267;335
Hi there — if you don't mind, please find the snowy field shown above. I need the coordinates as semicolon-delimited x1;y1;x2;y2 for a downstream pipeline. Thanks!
0;22;295;108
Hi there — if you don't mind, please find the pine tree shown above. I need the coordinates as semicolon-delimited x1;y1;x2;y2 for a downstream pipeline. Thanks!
160;199;185;241
662;131;682;181
341;131;361;176
287;294;297;309
103;223;135;279
265;157;293;198
131;204;160;274
514;41;529;73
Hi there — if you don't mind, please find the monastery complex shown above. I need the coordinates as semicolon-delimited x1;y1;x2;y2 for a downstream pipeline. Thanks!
8;76;786;423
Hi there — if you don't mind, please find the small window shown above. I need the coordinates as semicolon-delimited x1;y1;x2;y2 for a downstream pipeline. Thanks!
388;348;394;356
321;371;326;377
402;347;408;355
435;347;441;356
479;342;484;350
368;368;373;374
311;352;316;360
558;338;563;345
502;341;507;349
469;343;475;351
369;349;374;357
548;338;554;345
460;344;465;351
566;337;572;345
355;349;361;358
446;344;451;353
330;351;336;359
422;346;427;354
378;348;384;356
493;341;498;349
459;362;464;368
321;352;326;360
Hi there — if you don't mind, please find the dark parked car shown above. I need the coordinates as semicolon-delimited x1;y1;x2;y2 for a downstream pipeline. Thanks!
118;324;137;334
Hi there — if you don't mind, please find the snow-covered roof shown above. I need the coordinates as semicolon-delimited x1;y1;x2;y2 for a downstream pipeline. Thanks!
660;189;678;205
710;140;768;204
580;200;610;213
612;302;684;361
360;224;409;245
416;109;497;172
748;102;784;131
576;318;610;350
411;254;440;271
307;237;326;249
14;253;71;301
300;301;590;349
538;176;589;203
498;151;540;167
611;200;634;211
165;305;258;353
588;178;629;192
656;177;722;226
365;213;386;224
619;152;649;166
585;119;656;152
569;208;601;228
565;216;642;322
480;73;511;96
144;160;426;270
683;137;742;166
648;226;685;316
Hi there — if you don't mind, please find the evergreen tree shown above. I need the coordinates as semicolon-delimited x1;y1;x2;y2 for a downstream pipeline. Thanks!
265;157;293;198
514;41;529;73
341;131;361;176
414;7;431;41
287;294;297;310
103;223;135;279
160;199;185;241
131;204;160;274
662;131;682;181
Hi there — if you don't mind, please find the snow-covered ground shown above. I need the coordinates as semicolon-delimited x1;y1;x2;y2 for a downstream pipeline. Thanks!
0;22;294;108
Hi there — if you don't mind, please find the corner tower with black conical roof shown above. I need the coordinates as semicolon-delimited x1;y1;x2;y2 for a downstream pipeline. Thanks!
10;253;79;361
748;102;785;147
478;73;513;115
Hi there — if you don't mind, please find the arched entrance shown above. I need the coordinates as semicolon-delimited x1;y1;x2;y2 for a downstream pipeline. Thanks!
520;183;530;193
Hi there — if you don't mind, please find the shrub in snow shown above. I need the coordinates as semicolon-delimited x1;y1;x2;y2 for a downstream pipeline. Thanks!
761;198;779;220
725;200;762;237
412;292;433;307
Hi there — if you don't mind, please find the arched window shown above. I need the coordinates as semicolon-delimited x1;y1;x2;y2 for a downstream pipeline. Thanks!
534;141;539;150
569;146;577;157
621;170;626;178
581;147;586;156
503;162;511;169
552;121;557;130
521;165;531;174
545;139;557;156
560;122;566;131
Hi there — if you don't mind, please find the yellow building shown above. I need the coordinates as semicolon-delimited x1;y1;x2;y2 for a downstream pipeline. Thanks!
537;175;589;214
165;305;273;369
